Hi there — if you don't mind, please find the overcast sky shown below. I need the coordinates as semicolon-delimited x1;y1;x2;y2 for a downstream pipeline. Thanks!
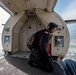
54;0;76;20
0;7;10;34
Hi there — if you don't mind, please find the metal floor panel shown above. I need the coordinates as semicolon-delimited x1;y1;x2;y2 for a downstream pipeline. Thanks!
11;51;31;58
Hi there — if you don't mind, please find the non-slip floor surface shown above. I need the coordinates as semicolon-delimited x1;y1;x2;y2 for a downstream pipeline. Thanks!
0;56;64;75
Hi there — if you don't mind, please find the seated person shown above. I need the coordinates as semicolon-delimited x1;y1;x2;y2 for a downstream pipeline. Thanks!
62;59;76;75
56;54;76;75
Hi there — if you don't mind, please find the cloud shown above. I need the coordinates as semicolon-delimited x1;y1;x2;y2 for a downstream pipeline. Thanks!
61;1;76;20
0;7;10;24
71;39;76;43
70;39;76;46
70;43;76;46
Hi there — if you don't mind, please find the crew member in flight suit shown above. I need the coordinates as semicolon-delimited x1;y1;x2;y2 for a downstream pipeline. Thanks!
28;22;58;72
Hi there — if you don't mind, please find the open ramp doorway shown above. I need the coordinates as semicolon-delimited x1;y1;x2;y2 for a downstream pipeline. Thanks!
0;7;11;57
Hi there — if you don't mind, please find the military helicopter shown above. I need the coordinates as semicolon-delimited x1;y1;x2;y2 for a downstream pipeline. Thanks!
0;0;76;74
0;0;69;57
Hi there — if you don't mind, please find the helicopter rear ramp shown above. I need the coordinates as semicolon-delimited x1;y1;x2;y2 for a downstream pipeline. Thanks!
0;56;64;75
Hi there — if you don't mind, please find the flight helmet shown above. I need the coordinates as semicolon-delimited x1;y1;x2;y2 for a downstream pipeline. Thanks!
47;22;58;31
